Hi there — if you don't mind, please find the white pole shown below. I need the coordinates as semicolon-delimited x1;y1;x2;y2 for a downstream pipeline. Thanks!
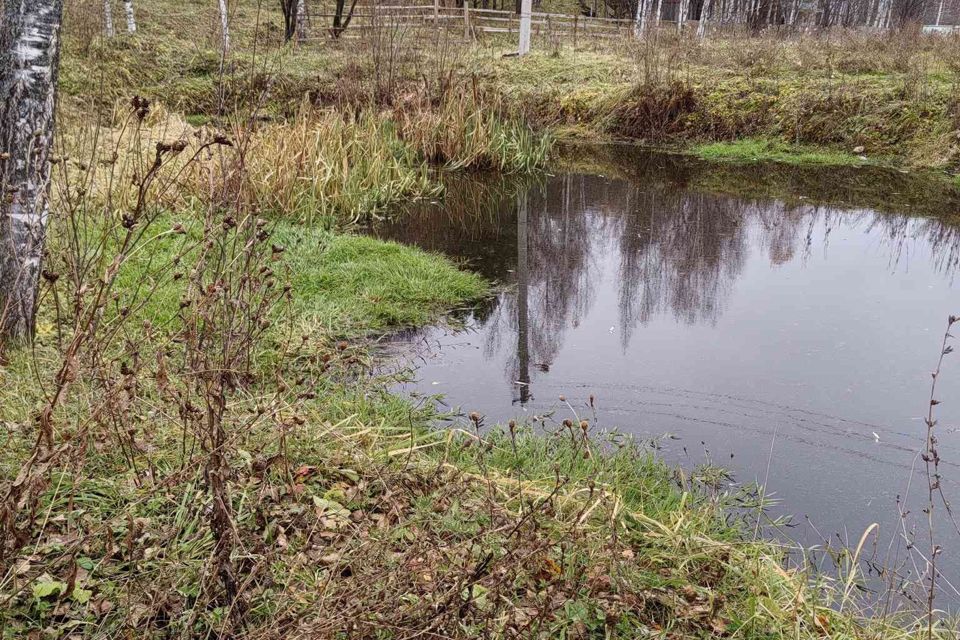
518;0;532;54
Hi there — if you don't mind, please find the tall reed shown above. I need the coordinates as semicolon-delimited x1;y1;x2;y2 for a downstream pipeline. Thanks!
237;97;551;225
395;92;552;174
241;112;439;225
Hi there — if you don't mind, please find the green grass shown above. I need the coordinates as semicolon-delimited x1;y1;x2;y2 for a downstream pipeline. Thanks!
693;138;872;167
102;213;487;337
280;230;487;333
6;3;960;637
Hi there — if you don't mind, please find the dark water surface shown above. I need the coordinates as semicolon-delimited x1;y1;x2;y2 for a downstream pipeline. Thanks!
372;147;960;596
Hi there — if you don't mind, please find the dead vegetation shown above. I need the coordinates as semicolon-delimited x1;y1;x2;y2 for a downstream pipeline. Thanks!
2;1;960;638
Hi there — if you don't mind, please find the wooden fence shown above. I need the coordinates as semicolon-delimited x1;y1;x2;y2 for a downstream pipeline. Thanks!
306;3;638;41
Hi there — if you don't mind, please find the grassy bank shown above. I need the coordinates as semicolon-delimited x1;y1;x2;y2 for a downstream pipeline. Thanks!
58;2;960;175
3;3;960;638
556;142;960;221
692;138;875;167
1;209;949;637
2;126;955;640
492;44;960;174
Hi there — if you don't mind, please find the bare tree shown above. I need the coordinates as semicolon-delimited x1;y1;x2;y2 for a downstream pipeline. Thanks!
0;0;64;344
280;0;297;40
331;0;359;38
103;0;115;37
123;0;136;33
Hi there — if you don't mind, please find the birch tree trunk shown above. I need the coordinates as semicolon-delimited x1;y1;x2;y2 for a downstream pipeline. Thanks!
103;0;115;37
697;0;713;37
218;0;230;56
296;0;309;42
633;0;643;36
787;0;799;26
874;0;890;27
123;0;136;33
0;0;64;344
653;0;663;27
638;0;652;32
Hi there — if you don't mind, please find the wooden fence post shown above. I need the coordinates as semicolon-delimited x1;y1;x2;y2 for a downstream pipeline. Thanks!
464;0;470;39
519;0;531;53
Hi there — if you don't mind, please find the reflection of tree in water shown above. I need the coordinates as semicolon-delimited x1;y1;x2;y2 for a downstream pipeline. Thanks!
372;159;960;405
488;176;960;403
485;178;603;403
617;186;748;347
864;212;960;281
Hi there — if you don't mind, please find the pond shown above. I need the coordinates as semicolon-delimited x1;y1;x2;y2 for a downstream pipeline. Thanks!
372;145;960;597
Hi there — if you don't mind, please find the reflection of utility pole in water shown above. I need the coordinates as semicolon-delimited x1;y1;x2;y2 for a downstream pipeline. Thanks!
516;191;531;404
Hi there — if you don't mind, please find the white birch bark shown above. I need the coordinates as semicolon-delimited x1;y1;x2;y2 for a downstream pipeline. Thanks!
875;0;890;27
123;0;136;33
218;0;230;56
788;0;799;25
935;0;945;25
0;0;64;343
654;0;663;27
296;0;308;42
697;0;713;37
633;0;643;36
103;0;115;37
638;0;652;31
